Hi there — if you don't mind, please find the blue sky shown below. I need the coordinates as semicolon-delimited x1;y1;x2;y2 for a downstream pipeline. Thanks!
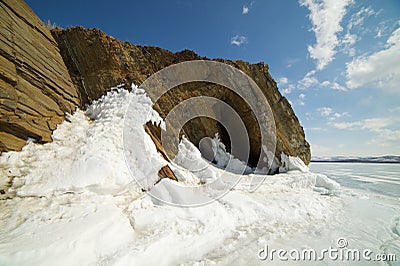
27;0;400;156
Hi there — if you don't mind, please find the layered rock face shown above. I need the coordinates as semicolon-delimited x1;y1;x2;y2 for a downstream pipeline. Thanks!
52;27;310;167
0;0;310;170
0;0;80;152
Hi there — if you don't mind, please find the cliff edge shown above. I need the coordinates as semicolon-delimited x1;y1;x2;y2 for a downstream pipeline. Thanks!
0;0;80;152
0;0;310;173
52;27;310;167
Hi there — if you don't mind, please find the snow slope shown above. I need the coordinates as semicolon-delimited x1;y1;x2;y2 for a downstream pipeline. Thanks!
0;86;342;265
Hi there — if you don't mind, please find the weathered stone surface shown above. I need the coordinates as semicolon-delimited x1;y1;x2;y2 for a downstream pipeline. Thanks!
158;165;178;182
0;0;310;176
0;0;80;152
52;27;310;167
145;121;178;181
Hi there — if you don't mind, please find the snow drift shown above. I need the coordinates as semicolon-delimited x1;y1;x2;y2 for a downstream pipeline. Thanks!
0;85;341;265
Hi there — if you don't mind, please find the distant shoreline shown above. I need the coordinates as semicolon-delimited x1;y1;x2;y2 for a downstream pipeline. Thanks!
311;160;400;164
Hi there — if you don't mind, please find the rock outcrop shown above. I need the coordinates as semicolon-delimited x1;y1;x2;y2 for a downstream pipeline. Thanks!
0;0;310;172
0;0;80;152
52;27;310;167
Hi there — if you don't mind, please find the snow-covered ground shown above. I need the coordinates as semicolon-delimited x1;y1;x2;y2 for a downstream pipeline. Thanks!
0;86;398;265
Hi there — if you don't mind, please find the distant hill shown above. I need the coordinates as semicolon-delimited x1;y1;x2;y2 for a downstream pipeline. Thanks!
311;155;400;164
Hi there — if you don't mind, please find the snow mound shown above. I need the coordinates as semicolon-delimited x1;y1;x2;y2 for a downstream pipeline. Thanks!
314;173;341;191
171;134;254;188
210;134;254;174
122;85;167;190
172;136;219;183
0;85;343;265
0;84;166;197
279;153;309;173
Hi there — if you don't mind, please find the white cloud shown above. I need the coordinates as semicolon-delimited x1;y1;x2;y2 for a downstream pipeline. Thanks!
282;89;291;94
331;82;347;91
329;117;400;146
342;32;357;45
321;80;347;91
279;78;294;95
230;35;248;46
317;107;333;116
330;121;361;129
298;70;318;88
300;0;353;70
370;129;400;146
306;127;327;131
279;77;288;85
281;84;295;95
346;24;400;92
300;76;318;88
341;32;357;56
298;71;347;91
389;106;400;113
329;112;349;121
375;28;383;38
374;22;391;39
298;93;306;105
347;6;376;31
320;81;330;86
340;6;377;56
360;118;392;132
242;1;255;14
317;107;350;121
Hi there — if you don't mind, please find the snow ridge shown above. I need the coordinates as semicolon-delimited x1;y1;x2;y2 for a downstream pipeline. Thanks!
0;86;341;265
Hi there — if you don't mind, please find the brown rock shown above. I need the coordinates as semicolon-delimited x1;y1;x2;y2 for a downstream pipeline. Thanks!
52;27;310;168
0;0;80;152
0;0;310;183
158;165;178;182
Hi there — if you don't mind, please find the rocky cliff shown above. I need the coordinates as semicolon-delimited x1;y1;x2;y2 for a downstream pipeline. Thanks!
52;27;310;167
0;0;80;152
0;0;310;173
